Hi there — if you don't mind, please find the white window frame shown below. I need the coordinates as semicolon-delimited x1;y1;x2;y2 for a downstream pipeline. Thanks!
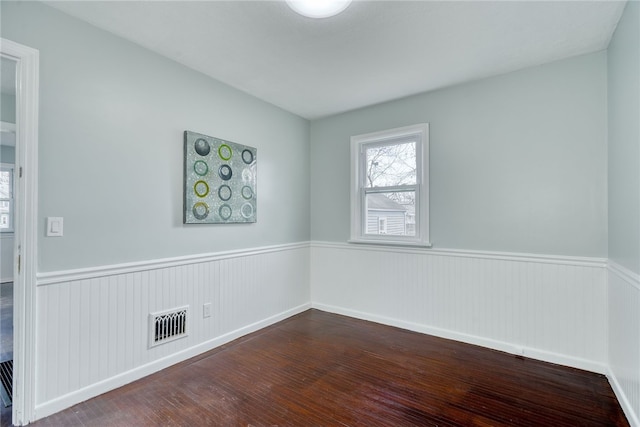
350;123;430;247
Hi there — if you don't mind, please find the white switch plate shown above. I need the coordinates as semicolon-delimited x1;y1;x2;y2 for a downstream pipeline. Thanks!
47;217;64;237
203;302;212;318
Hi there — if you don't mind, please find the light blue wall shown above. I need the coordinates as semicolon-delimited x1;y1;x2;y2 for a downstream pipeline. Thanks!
608;1;640;275
1;93;16;124
1;1;310;272
0;0;617;270
0;92;16;164
0;146;15;164
311;52;608;258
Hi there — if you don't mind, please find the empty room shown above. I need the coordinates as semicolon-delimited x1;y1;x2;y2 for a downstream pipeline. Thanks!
0;0;639;425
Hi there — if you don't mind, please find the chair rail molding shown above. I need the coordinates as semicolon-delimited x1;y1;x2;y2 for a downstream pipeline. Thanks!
36;242;309;285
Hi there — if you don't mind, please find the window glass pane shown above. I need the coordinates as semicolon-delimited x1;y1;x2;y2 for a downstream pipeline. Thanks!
365;191;415;236
0;170;11;198
0;167;13;231
365;141;416;187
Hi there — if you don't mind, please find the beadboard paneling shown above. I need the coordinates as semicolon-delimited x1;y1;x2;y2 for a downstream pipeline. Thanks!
33;241;624;422
34;243;310;419
608;262;640;426
310;242;607;373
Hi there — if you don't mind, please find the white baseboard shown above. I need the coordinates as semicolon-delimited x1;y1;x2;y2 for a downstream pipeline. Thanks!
312;302;607;375
608;367;640;427
0;277;12;284
33;302;311;420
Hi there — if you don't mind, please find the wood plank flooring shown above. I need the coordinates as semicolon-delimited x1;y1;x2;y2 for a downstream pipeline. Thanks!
27;310;629;426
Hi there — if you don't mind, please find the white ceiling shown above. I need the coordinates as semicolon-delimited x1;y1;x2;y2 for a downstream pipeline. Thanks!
46;0;626;120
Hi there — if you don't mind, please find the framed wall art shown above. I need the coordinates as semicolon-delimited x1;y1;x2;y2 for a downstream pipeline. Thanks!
184;130;257;224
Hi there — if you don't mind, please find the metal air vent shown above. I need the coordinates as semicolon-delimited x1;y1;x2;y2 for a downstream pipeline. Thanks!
149;306;188;347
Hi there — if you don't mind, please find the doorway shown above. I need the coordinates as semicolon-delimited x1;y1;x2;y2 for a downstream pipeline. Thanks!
0;54;17;426
1;39;39;426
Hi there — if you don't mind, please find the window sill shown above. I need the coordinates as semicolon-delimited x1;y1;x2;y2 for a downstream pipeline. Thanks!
348;238;432;249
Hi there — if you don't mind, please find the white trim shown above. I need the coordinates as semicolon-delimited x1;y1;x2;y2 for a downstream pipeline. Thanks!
33;302;311;421
1;38;39;426
312;241;607;268
347;238;434;249
608;260;640;290
37;241;309;285
312;302;607;375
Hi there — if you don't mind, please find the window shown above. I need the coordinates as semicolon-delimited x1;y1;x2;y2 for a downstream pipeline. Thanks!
378;217;387;234
0;163;14;233
350;123;430;247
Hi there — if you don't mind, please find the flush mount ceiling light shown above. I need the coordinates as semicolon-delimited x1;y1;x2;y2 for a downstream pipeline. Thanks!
286;0;352;18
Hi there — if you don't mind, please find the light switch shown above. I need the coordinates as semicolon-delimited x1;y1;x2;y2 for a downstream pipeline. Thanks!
47;217;63;237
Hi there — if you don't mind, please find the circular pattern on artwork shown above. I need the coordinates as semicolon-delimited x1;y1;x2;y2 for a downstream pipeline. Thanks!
241;185;254;200
192;202;209;220
194;138;211;156
241;168;253;181
219;204;232;220
218;144;232;161
218;184;232;201
218;164;233;181
194;180;210;198
242;149;254;164
241;202;254;219
193;160;208;176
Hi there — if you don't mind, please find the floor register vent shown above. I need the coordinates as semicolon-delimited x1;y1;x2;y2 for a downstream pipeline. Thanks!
149;306;189;347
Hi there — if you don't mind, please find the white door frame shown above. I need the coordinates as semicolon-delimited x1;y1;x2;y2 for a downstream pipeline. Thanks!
1;38;39;426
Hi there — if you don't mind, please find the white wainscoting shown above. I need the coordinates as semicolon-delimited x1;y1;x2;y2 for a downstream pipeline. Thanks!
32;241;633;423
608;261;640;427
310;242;608;374
33;243;310;420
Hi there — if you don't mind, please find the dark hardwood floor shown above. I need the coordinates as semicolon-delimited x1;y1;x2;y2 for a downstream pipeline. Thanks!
20;309;631;426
